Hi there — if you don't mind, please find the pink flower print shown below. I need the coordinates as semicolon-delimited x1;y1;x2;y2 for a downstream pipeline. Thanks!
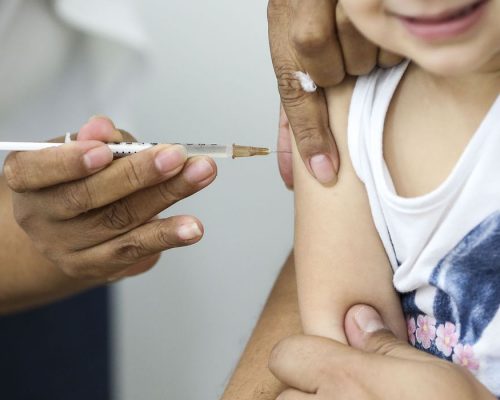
407;317;416;346
435;322;459;357
452;344;479;372
415;315;436;349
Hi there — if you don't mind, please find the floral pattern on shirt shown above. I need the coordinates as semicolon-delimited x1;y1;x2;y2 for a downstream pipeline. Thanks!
406;313;479;373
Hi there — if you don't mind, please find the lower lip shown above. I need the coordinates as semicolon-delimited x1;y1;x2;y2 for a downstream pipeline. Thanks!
399;1;488;41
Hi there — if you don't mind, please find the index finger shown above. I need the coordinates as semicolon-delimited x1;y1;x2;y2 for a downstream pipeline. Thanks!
3;141;113;193
289;0;345;87
268;0;339;185
3;117;126;193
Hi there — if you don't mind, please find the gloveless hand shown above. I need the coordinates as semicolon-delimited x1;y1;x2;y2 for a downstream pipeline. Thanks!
3;117;217;282
269;0;403;188
270;305;495;400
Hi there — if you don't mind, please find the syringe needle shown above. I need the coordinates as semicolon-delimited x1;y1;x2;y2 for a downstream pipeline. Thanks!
232;145;271;158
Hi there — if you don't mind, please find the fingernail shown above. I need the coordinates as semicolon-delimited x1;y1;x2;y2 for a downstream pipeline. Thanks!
354;306;386;333
310;154;336;184
154;146;187;174
183;159;214;184
83;146;113;171
177;222;202;240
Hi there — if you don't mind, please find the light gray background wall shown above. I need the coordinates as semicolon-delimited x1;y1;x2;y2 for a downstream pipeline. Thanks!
0;1;293;399
112;2;293;400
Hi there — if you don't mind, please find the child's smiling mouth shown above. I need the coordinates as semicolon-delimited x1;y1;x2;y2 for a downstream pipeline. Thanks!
389;0;490;41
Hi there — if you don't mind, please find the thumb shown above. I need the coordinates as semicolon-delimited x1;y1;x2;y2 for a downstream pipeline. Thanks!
345;305;428;361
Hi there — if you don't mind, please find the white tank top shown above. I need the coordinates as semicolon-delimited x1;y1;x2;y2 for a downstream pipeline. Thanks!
348;62;500;395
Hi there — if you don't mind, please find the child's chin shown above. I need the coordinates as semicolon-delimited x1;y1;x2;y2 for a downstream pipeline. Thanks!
413;50;489;77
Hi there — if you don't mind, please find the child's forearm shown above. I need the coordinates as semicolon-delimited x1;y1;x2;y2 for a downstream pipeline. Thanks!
0;176;94;314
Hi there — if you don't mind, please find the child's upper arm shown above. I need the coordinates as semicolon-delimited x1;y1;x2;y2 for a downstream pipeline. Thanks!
293;79;406;343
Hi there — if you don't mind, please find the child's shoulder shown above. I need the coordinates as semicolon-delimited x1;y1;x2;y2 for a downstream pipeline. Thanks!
324;76;357;154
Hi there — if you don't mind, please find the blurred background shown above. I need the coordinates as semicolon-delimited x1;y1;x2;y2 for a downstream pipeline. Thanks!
0;0;293;399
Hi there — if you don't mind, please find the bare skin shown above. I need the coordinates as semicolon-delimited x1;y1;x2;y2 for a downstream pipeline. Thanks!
0;116;217;314
270;305;496;400
269;0;403;187
221;253;301;400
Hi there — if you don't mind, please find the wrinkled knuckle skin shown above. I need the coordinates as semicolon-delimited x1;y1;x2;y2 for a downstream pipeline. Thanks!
276;64;310;106
291;26;332;56
3;153;27;192
123;157;145;189
267;0;282;21
101;200;137;232
157;182;186;205
155;224;178;248
60;182;93;215
115;239;146;264
294;127;324;154
368;334;402;356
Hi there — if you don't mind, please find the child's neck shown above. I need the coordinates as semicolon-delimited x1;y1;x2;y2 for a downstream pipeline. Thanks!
415;53;500;106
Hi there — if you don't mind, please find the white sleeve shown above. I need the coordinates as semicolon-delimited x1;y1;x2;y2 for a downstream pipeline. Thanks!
347;76;371;184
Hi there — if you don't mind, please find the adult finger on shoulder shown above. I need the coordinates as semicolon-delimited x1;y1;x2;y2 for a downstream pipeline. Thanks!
336;3;377;76
268;0;339;185
289;0;345;87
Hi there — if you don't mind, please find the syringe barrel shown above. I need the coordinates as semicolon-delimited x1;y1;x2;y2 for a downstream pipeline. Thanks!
108;143;232;158
180;144;232;158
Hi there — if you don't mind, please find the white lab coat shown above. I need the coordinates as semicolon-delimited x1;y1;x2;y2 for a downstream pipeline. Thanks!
0;0;150;165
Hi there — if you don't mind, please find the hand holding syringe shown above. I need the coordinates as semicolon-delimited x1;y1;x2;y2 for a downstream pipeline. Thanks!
1;114;294;309
0;133;279;159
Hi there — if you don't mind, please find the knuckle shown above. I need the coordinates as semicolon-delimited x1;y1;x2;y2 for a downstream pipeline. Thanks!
55;147;78;178
267;0;283;21
275;64;311;105
367;333;403;356
60;181;93;215
294;127;325;153
154;224;176;248
101;199;137;231
291;26;333;55
122;157;146;189
114;238;146;263
157;182;185;205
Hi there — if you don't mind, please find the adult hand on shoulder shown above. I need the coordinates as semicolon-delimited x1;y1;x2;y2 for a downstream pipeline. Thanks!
269;305;495;399
269;0;403;188
3;116;217;282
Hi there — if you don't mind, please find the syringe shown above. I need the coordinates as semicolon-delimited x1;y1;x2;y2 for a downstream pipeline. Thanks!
0;134;272;159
